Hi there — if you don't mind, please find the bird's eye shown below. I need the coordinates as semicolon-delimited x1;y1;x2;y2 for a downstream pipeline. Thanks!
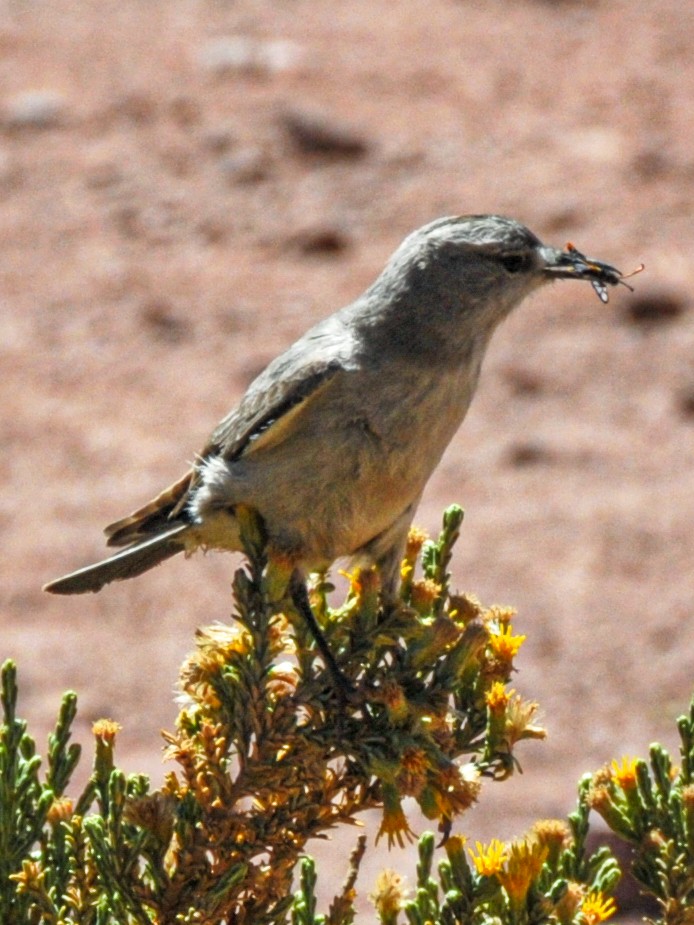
500;253;532;274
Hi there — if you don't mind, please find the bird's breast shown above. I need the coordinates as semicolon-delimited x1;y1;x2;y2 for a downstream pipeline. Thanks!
190;355;482;565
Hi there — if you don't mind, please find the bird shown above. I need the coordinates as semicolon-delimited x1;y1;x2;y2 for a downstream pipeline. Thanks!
44;215;633;673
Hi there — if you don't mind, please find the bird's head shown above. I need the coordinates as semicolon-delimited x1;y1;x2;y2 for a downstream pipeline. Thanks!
411;213;631;306
360;214;640;361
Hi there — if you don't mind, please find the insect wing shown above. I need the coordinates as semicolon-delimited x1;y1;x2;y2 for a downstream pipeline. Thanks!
591;279;610;303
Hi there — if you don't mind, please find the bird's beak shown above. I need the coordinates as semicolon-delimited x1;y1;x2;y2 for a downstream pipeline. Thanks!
540;243;635;303
541;243;623;285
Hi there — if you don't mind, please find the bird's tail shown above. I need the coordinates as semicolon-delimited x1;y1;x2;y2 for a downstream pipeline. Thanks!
43;523;190;595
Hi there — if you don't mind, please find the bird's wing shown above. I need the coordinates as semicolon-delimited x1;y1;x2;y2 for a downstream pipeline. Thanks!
104;470;195;547
106;320;355;548
204;312;357;458
205;356;345;460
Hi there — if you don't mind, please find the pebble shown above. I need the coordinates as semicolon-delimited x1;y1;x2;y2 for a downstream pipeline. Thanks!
168;96;201;128
280;106;369;158
84;159;123;190
112;92;157;125
506;441;554;468
219;148;269;184
289;225;351;257
0;147;20;188
140;299;192;345
631;145;671;180
3;90;67;130
201;126;237;155
678;387;694;420
198;36;301;77
622;287;687;327
502;367;544;397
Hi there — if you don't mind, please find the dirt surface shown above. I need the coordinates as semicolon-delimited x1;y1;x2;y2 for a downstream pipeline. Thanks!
2;0;693;918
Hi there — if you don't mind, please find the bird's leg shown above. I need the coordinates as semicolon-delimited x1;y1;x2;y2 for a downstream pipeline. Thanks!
289;571;355;697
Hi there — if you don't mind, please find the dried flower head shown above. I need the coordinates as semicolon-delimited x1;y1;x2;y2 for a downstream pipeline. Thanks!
371;678;409;725
397;748;430;797
434;762;481;816
92;718;121;742
586;783;612;815
554;880;585;923
448;593;485;625
410;578;443;614
487;604;517;627
357;565;381;597
124;792;176;845
505;692;545;745
370;868;408;921
529;818;571;863
377;785;416;848
405;526;429;561
197;622;253;660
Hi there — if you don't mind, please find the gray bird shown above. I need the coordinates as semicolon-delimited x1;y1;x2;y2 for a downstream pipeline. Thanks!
45;215;631;655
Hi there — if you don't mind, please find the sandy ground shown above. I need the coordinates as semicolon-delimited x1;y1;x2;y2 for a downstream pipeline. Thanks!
2;0;693;918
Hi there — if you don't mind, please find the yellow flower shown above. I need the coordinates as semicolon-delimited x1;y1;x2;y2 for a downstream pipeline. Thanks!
468;838;508;876
339;567;363;596
9;859;45;893
486;681;512;713
489;623;526;660
581;890;617;924
610;756;639;790
497;838;548;906
340;565;380;610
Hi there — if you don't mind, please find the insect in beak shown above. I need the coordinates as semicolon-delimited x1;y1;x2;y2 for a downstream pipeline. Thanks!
543;242;644;303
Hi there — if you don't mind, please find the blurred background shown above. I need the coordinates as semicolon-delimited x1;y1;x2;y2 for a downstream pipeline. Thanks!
1;0;693;918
